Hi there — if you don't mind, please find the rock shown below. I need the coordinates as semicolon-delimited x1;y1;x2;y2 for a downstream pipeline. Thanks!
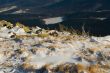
91;36;110;45
0;71;4;73
0;20;13;28
48;30;59;36
20;51;30;58
0;27;10;32
0;32;15;38
31;26;42;34
15;28;26;35
0;52;6;64
11;26;20;33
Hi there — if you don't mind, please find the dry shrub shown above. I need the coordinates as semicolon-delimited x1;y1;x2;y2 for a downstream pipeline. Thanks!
16;34;37;39
88;64;99;73
23;26;31;33
31;48;38;54
48;30;59;37
22;63;35;70
0;20;13;28
47;44;60;50
37;33;49;38
17;48;27;54
76;64;86;73
87;64;108;73
2;62;13;67
102;64;110;69
16;22;24;28
88;47;101;53
51;63;77;73
62;35;74;41
105;45;110;48
59;24;90;37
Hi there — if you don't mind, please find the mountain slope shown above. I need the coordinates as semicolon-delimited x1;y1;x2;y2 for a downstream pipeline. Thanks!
0;0;63;14
38;0;110;15
0;0;110;15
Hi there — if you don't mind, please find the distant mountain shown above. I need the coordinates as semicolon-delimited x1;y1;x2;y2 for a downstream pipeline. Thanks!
0;0;110;16
38;0;110;16
0;0;63;14
0;0;110;36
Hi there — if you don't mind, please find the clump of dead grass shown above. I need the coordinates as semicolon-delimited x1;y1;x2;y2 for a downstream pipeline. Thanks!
59;24;90;38
37;33;49;38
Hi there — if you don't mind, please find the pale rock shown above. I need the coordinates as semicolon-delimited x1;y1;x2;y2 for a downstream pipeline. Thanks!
0;71;4;73
0;32;14;38
0;53;6;64
91;36;110;45
16;28;26;35
20;51;29;58
0;38;3;41
0;27;9;33
11;26;20;32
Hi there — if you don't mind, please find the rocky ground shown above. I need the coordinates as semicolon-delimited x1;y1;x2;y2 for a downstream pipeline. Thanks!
0;20;110;73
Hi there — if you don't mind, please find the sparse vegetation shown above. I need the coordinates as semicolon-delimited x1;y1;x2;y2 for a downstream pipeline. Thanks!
0;20;109;73
23;26;31;33
37;33;49;38
16;22;24;27
0;20;13;28
59;24;90;37
51;63;77;73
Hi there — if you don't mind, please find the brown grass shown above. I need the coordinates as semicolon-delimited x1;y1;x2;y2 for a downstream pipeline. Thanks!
37;33;49;38
58;24;90;37
76;64;86;73
51;63;77;73
88;64;99;73
22;63;34;70
88;47;101;53
47;44;61;49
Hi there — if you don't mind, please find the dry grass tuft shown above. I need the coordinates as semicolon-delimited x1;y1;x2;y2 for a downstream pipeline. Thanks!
0;20;13;28
88;64;99;73
23;26;31;33
37;33;49;38
51;63;77;73
88;47;101;53
87;64;108;73
16;22;24;28
22;63;34;70
47;44;61;50
59;24;90;37
104;45;110;48
76;64;86;73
